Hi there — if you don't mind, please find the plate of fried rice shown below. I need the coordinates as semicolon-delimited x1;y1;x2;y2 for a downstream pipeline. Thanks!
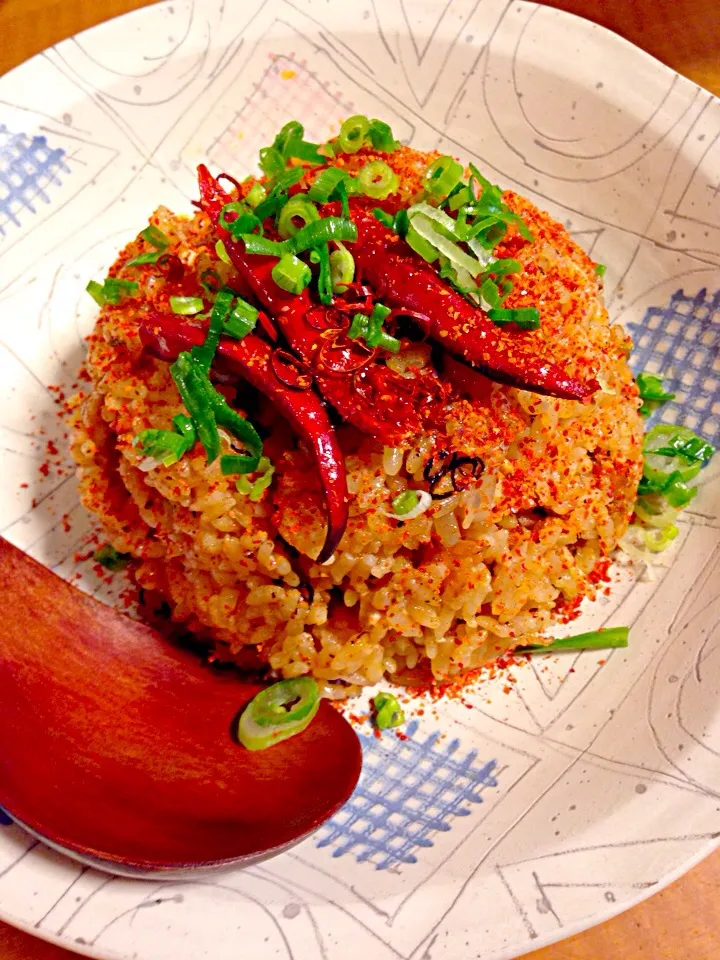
0;0;719;958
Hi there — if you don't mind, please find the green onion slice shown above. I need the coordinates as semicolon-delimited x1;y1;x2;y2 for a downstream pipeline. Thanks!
643;424;713;486
329;244;355;293
521;626;629;653
372;692;405;730
487;307;541;329
271;253;312;294
595;263;607;277
170;352;221;463
357;160;399;200
237;677;321;751
94;544;130;571
86;280;106;306
215;239;231;265
170;295;204;316
367;118;398;152
245;182;267;209
277;195;319;239
288;216;358;254
308;167;355;203
102;278;139;304
242;235;287;258
391;490;419;515
140;225;169;249
338;114;370;154
636;372;675;416
310;243;334;306
423;155;463;200
224;298;258;339
191;288;234;371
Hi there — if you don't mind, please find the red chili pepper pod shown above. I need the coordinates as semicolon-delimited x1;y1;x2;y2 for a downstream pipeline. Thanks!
138;313;349;563
350;203;599;402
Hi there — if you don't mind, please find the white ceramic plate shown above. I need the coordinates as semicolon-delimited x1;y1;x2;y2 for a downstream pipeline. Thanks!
1;1;719;958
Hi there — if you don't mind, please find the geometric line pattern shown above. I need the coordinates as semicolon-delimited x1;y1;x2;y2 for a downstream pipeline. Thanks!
207;56;354;176
0;124;69;237
316;720;498;870
628;288;720;447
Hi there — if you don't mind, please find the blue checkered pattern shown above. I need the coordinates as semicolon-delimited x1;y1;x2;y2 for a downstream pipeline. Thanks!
315;720;498;870
628;288;720;447
0;124;68;236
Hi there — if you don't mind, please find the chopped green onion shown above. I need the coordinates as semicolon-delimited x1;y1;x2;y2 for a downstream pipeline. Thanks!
479;277;502;309
448;185;473;211
140;225;169;249
391;490;419;516
349;303;399;353
308;167;356;203
643;424;713;486
234;456;275;501
133;414;197;465
372;207;409;238
94;544;130;572
272;120;324;165
170;352;221;463
242;235;287;257
521;626;629;653
338;114;370;154
258;145;285;179
170;295;204;316
102;278;139;304
406;223;440;263
245;182;267;208
224;297;258;339
335;179;350;219
310;243;334;306
367;118;398;152
126;250;164;267
329;245;355;292
636;372;676;416
487;307;541;329
372;692;405;730
191;288;234;371
215;239;231;265
357;160;399;200
237;677;320;751
287;216;358;254
643;524;679;552
86;280;106;306
423;155;463;200
219;202;262;239
595;263;607;277
485;258;523;276
277;195;319;239
271;253;312;294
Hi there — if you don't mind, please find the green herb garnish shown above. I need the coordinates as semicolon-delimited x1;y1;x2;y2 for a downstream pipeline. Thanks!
372;692;405;730
520;626;629;653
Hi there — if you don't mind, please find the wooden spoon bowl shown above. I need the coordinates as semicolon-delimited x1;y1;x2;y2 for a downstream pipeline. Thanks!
0;538;362;873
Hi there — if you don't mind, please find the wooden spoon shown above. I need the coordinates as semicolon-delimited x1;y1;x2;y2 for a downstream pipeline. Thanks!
0;537;361;873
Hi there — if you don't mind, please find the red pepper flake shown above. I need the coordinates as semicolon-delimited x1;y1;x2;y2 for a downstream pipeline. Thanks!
46;440;59;456
39;462;50;477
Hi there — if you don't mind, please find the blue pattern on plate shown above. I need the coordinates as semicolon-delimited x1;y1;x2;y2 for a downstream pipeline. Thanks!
0;124;69;236
0;809;12;826
628;288;720;447
316;720;498;870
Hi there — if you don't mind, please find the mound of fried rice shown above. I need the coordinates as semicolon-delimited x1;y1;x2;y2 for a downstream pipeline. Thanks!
69;144;644;695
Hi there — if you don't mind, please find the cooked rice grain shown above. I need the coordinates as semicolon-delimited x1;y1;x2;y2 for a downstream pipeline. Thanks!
69;154;644;695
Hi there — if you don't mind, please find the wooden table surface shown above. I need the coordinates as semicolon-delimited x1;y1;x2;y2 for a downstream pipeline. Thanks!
1;0;719;957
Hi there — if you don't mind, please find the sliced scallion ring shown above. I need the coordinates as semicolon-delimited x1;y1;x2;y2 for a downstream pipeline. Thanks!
271;253;312;294
329;244;355;293
277;195;320;239
643;424;710;485
357;161;399;200
423;155;463;200
338;114;370;153
169;295;205;316
237;677;321;750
